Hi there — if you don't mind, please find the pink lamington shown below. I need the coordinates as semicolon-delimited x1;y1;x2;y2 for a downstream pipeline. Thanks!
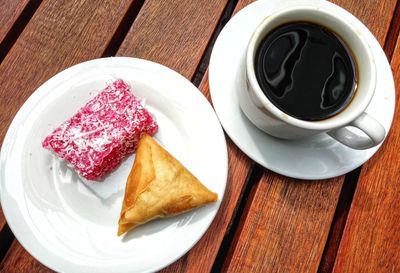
42;79;158;180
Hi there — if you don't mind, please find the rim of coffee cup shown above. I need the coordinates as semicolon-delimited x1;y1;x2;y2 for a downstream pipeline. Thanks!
246;4;377;130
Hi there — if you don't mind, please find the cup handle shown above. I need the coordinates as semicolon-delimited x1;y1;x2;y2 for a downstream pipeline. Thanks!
327;112;386;150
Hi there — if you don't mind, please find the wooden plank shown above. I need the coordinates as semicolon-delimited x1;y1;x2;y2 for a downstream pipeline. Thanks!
116;1;256;272
317;171;360;273
160;72;253;273
221;0;398;272
0;0;31;43
1;0;234;272
0;0;37;257
383;1;400;60
223;175;343;273
333;0;396;43
0;0;141;144
0;0;141;271
0;210;14;262
117;0;228;80
0;210;5;238
156;0;255;271
0;241;48;273
331;31;400;273
319;3;400;272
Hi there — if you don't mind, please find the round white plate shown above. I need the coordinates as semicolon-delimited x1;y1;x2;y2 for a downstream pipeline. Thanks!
209;0;395;180
0;57;228;273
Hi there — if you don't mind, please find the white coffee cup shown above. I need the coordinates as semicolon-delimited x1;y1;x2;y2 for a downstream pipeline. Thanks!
239;4;385;150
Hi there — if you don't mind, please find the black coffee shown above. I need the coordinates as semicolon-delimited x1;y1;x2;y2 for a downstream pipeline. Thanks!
255;22;357;121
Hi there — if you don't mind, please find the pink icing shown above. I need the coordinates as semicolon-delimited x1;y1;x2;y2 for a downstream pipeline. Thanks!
42;79;158;180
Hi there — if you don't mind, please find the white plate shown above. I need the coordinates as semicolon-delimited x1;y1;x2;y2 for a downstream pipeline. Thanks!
209;0;395;180
0;57;228;273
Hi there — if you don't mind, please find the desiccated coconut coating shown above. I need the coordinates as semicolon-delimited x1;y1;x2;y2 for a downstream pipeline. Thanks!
42;79;158;180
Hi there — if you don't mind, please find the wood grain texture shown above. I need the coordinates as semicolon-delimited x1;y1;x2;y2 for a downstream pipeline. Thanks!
116;2;254;271
117;0;229;80
331;33;400;273
220;0;398;272
157;0;257;271
0;241;49;273
1;0;236;272
223;175;343;273
159;72;253;273
0;0;141;144
0;0;140;271
317;170;360;273
0;0;31;43
0;1;398;273
0;0;40;244
0;210;4;237
383;1;400;60
333;0;397;43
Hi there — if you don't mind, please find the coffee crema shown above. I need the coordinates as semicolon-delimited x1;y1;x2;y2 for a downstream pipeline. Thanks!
255;22;357;121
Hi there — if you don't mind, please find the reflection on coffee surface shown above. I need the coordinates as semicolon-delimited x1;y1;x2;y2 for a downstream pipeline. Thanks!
255;22;357;121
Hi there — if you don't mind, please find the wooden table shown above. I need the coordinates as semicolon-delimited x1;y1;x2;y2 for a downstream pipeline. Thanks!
0;0;399;272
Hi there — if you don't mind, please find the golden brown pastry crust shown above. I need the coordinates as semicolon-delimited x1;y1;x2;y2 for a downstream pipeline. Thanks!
118;135;218;236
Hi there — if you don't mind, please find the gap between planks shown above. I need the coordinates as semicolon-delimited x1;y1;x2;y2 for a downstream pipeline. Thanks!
317;168;360;273
0;0;147;267
0;0;43;264
211;163;264;273
191;0;239;87
189;1;268;272
197;0;399;272
0;0;244;271
190;0;268;271
0;0;43;64
0;224;14;264
383;0;400;60
317;2;400;272
102;0;146;57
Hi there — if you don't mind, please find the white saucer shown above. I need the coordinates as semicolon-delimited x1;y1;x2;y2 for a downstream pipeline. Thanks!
0;57;228;273
209;0;395;180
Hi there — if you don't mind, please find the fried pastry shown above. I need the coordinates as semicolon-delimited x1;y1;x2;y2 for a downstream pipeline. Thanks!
118;135;218;236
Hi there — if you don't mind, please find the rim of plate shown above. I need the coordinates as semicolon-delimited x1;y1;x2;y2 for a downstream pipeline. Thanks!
0;57;228;273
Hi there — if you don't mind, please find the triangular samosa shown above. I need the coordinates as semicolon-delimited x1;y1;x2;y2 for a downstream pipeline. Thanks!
118;135;218;236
